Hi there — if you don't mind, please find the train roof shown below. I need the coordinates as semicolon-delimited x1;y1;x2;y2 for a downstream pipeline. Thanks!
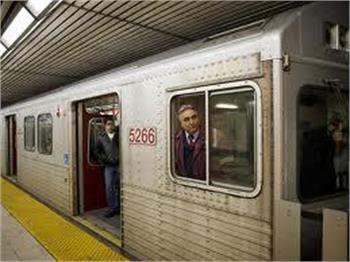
1;1;348;113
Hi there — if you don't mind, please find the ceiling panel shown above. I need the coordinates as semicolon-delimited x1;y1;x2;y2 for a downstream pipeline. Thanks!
1;0;308;107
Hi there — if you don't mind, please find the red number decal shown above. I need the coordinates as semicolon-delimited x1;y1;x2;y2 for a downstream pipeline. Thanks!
149;128;155;144
135;128;141;142
141;128;148;143
130;127;156;145
129;128;135;142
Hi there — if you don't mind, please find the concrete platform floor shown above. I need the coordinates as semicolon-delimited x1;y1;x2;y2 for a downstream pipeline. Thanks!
1;204;55;261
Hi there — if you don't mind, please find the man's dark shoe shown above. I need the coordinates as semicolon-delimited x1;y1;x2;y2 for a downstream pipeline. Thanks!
104;209;119;218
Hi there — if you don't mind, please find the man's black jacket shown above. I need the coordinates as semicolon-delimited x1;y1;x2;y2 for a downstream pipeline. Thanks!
94;129;119;166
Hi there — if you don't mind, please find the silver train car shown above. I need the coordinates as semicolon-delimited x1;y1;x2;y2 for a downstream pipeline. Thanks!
1;2;349;260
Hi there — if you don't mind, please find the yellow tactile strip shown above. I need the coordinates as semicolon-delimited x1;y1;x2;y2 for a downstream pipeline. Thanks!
71;216;122;247
1;178;127;261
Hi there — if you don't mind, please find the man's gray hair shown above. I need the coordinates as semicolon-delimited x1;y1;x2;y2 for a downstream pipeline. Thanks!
177;104;197;116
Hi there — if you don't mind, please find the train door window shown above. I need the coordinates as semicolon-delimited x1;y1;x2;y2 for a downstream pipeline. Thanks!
170;81;261;196
88;117;104;165
298;84;349;200
24;116;35;151
38;113;53;155
209;89;256;190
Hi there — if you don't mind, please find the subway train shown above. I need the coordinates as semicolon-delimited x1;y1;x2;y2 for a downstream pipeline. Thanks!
1;2;349;260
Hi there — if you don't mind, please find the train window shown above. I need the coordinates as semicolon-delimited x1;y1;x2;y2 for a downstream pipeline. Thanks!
24;116;35;151
170;81;261;196
38;113;53;155
298;85;349;200
88;117;104;165
171;92;206;181
209;89;256;190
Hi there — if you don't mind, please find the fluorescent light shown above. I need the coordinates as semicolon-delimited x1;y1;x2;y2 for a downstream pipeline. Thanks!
1;8;34;47
100;111;114;116
26;0;52;16
0;43;7;56
215;103;239;110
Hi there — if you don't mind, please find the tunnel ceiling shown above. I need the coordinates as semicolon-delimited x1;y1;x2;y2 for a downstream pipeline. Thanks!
1;1;308;107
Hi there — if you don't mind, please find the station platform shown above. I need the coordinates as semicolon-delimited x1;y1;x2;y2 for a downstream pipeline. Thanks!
0;177;128;261
1;204;55;260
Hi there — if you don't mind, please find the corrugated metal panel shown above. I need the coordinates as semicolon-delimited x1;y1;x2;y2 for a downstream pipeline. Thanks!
1;1;308;107
123;186;272;260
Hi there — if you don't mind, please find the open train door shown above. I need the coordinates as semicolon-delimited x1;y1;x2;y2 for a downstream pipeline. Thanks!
75;93;121;236
5;115;17;178
79;104;106;212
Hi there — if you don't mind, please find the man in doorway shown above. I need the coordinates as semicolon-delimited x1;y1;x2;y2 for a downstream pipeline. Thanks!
175;104;205;180
95;117;120;218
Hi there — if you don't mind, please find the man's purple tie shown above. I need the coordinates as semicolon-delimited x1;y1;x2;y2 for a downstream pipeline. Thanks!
188;134;194;146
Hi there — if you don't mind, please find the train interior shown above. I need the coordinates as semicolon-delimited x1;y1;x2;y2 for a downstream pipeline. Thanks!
75;93;121;237
297;83;349;260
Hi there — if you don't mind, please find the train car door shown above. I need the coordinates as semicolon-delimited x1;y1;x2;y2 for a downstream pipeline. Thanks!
82;109;106;211
76;93;121;236
277;61;349;260
6;115;17;178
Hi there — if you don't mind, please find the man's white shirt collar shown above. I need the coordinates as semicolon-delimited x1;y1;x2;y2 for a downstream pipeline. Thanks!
107;132;115;140
185;130;199;143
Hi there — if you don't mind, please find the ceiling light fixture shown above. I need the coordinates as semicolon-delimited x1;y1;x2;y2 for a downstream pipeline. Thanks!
1;8;34;47
215;103;239;110
0;43;7;57
26;0;53;17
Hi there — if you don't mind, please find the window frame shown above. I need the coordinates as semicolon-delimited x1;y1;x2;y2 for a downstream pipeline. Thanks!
87;117;104;167
24;115;35;152
37;113;53;155
167;80;262;198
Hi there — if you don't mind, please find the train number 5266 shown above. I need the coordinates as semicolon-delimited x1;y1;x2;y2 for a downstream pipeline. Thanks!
129;127;157;145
